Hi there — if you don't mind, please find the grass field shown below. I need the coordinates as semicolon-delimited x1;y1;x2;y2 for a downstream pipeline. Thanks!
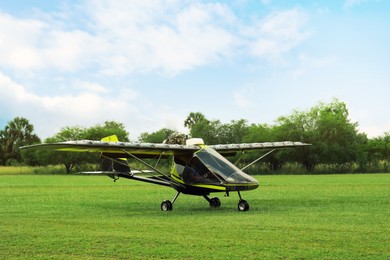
0;173;389;259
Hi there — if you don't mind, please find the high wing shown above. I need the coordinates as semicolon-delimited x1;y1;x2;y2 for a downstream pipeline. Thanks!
22;140;199;158
22;140;310;157
21;140;200;188
209;141;310;156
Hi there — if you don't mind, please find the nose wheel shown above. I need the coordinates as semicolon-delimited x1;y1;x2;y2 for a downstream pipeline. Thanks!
238;199;249;211
237;191;249;211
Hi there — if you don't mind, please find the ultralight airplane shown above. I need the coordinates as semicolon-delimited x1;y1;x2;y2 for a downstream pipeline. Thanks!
22;135;310;211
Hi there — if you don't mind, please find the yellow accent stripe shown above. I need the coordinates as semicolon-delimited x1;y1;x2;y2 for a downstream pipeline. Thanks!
191;184;226;191
224;183;258;186
194;144;206;154
171;174;185;184
171;174;226;191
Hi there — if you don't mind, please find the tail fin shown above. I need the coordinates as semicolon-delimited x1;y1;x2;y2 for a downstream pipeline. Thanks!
101;135;120;142
100;135;130;173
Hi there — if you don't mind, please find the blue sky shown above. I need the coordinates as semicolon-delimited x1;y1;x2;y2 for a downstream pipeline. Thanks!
0;0;389;140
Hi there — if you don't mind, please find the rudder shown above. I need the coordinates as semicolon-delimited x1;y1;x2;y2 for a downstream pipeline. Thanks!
100;135;130;173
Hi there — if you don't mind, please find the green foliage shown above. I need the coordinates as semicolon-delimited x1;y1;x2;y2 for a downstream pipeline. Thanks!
9;99;390;174
0;165;64;175
181;100;388;173
0;117;40;166
84;121;130;141
274;99;361;171
184;112;208;129
139;128;176;143
185;112;248;144
39;126;91;173
242;124;287;172
357;132;390;172
25;121;130;173
0;174;389;259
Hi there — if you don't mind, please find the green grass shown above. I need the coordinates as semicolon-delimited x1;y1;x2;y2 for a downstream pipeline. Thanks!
0;174;389;259
0;165;64;175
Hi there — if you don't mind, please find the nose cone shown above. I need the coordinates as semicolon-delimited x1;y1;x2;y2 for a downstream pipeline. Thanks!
244;176;259;191
226;171;259;191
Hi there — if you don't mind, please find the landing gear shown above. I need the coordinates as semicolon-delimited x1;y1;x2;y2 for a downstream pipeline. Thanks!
161;200;172;211
161;191;250;211
203;195;221;208
209;197;221;208
161;192;181;211
238;199;249;211
237;191;249;211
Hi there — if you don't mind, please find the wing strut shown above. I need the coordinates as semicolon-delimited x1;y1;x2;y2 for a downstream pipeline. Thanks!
154;152;164;168
121;149;184;189
240;149;275;171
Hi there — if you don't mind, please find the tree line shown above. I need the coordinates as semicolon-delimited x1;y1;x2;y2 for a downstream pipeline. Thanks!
1;99;388;174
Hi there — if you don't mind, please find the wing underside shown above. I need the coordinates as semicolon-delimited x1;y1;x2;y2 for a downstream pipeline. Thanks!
22;140;199;158
22;140;310;157
209;141;310;156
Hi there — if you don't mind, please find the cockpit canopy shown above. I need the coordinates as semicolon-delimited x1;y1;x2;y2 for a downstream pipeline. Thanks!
177;147;258;185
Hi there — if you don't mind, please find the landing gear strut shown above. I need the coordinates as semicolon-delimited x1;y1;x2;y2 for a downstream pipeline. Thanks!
161;192;181;211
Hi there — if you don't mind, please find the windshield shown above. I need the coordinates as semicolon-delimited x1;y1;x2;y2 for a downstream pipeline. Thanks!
195;147;257;184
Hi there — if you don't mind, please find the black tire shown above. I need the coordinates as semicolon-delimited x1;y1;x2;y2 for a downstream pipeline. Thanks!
161;200;173;211
209;197;221;208
238;200;249;211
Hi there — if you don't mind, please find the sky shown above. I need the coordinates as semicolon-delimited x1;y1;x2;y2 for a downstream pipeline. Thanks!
0;0;389;141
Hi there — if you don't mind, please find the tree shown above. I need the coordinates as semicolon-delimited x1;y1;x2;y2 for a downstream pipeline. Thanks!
275;99;360;171
42;126;89;173
184;112;216;144
139;128;176;143
184;112;249;145
243;123;288;172
84;121;129;141
218;119;249;144
274;109;318;171
38;121;130;173
364;132;390;171
0;117;40;165
184;112;208;129
0;130;6;165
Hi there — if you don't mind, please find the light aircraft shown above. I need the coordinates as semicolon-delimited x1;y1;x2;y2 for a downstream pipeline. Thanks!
22;135;310;211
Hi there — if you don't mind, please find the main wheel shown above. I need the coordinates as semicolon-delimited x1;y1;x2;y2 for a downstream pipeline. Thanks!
161;200;173;211
209;197;221;208
238;200;249;211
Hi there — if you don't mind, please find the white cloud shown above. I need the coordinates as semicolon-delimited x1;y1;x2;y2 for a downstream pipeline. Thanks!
245;9;310;60
0;2;311;77
0;72;191;140
0;72;144;139
0;12;97;71
84;1;237;75
0;1;317;140
74;80;109;94
291;54;337;77
233;86;256;110
119;88;138;101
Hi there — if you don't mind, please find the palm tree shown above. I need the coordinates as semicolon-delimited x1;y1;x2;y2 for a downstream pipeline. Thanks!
1;117;40;165
184;112;208;129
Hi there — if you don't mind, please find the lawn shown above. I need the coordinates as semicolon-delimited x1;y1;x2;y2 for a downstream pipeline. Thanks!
0;173;389;259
